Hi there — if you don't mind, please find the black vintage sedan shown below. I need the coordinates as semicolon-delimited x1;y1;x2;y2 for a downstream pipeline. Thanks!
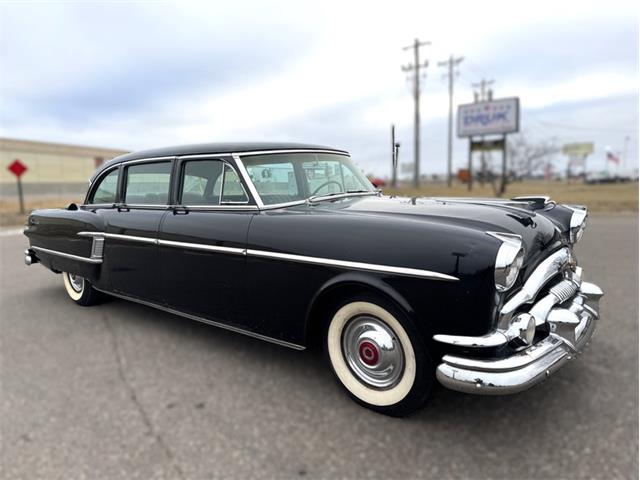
23;143;603;416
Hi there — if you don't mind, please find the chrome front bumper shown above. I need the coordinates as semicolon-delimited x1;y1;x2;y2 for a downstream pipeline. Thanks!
435;253;603;394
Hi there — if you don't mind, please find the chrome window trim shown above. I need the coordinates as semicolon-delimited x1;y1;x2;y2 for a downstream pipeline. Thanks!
233;149;374;210
176;205;259;211
93;149;352;211
85;165;120;206
177;155;254;208
235;148;349;157
232;153;264;208
75;232;458;281
120;156;176;166
32;246;103;264
92;287;306;351
119;204;172;210
81;203;116;209
257;200;308;210
122;158;174;207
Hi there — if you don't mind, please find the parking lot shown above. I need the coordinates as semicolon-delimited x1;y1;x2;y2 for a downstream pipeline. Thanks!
1;215;638;479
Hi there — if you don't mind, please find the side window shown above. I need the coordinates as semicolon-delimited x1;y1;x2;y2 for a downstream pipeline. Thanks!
124;162;172;205
89;168;119;204
213;165;249;204
180;160;224;205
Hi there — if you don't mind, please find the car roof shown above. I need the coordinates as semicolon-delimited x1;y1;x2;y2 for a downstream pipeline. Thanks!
93;142;348;180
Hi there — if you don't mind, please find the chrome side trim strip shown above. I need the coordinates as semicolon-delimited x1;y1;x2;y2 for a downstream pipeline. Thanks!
76;232;457;281
246;249;459;281
78;232;158;244
158;239;246;255
93;288;306;351
31;246;103;264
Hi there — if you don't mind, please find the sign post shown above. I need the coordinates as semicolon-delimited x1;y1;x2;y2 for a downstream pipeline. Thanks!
457;97;520;194
7;159;28;214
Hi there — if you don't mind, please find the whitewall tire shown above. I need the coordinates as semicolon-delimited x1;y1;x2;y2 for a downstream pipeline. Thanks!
62;272;100;306
325;297;433;416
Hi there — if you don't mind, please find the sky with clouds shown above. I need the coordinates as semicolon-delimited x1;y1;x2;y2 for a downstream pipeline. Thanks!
1;0;638;177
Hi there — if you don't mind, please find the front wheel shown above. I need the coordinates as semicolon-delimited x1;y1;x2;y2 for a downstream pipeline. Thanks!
325;297;433;417
62;272;101;306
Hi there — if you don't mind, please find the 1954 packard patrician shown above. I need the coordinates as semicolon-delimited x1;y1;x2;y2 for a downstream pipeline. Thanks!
24;143;603;416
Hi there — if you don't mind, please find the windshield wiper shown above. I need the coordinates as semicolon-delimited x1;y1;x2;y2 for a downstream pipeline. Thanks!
307;190;377;204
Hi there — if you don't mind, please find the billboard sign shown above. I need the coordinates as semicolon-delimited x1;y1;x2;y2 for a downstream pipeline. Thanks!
457;97;520;137
562;143;594;156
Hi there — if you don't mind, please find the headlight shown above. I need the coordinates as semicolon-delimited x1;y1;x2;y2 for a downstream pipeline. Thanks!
568;206;588;244
489;232;525;292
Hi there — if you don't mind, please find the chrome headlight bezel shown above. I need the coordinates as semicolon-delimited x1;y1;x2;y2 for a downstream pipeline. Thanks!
488;232;525;293
568;206;588;244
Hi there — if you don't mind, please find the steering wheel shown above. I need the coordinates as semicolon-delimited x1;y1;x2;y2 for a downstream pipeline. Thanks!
311;181;343;196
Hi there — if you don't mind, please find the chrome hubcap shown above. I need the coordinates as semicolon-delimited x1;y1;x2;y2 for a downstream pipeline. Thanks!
68;273;84;293
341;316;404;389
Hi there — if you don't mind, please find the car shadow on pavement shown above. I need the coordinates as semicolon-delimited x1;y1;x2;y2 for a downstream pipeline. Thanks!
98;294;595;428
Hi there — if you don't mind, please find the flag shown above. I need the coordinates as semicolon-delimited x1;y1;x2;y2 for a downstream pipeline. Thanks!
606;151;620;164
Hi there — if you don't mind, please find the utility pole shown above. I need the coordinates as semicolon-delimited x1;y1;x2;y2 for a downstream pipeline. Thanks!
391;124;400;188
402;38;430;188
472;78;494;186
472;78;494;102
438;55;464;187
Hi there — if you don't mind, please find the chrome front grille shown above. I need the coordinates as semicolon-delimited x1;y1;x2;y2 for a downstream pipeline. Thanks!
499;248;572;328
548;279;578;304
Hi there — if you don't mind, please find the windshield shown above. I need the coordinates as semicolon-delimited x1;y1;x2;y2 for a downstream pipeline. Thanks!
240;152;375;206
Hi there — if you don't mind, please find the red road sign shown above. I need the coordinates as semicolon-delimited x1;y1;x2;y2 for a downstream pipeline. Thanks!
8;159;28;177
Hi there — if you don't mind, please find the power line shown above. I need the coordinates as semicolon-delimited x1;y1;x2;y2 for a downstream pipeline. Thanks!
438;55;464;187
401;38;430;188
530;118;638;135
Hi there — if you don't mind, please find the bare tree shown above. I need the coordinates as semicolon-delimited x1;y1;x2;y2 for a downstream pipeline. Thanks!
508;133;560;179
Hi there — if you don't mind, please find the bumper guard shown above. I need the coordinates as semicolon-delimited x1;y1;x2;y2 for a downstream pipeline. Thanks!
435;279;603;395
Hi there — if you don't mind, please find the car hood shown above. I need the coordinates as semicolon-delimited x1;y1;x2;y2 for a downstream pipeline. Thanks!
313;195;561;256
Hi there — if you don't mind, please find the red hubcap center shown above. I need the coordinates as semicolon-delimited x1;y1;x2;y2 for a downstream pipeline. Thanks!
359;341;380;366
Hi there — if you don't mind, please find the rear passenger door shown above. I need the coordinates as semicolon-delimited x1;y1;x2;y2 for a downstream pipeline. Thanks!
158;156;255;325
104;159;174;302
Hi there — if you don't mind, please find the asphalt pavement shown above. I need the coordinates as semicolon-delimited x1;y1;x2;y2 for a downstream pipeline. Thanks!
1;215;638;479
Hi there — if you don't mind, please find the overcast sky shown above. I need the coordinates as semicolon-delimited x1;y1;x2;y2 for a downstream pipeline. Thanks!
1;0;638;176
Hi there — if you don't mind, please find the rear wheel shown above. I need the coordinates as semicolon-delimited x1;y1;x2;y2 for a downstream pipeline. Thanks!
62;272;101;306
325;296;433;417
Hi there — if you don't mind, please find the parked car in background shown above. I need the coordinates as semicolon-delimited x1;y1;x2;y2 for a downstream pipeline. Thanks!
23;143;603;416
367;176;387;188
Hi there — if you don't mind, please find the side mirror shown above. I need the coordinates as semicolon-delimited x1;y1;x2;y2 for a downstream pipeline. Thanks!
67;203;78;211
